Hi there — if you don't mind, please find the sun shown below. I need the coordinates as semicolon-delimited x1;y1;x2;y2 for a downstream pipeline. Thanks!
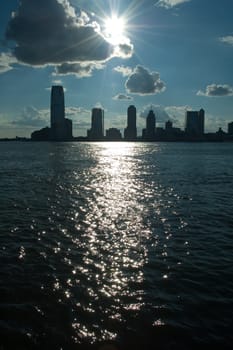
104;15;126;45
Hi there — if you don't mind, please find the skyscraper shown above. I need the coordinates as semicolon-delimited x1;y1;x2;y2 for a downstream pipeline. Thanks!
124;105;137;140
87;108;104;140
185;109;205;136
228;121;233;135
50;85;72;141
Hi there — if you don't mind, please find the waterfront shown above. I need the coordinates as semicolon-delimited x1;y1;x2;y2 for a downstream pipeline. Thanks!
0;142;233;349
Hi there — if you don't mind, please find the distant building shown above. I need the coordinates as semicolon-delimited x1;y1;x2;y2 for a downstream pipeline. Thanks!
142;110;156;140
228;122;233;135
106;128;122;140
87;108;104;140
185;109;205;136
31;127;50;141
124;105;137;140
50;86;73;141
31;85;72;141
165;120;173;131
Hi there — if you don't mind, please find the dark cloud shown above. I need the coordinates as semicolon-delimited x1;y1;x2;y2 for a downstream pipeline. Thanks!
197;84;233;97
54;62;104;77
113;94;132;100
125;65;166;95
5;0;133;67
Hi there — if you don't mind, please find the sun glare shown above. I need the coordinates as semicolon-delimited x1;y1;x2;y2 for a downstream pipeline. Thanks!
104;15;126;45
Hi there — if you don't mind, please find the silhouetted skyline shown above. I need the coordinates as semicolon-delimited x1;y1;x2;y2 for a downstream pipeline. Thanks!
29;85;233;143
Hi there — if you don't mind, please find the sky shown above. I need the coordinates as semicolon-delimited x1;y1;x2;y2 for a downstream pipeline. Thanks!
0;0;233;138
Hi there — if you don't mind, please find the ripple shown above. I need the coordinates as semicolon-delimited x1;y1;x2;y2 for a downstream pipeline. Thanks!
0;142;233;348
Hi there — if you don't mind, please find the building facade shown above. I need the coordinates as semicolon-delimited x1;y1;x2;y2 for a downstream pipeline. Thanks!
228;122;233;135
124;105;137;140
185;109;205;136
87;108;104;140
50;85;72;141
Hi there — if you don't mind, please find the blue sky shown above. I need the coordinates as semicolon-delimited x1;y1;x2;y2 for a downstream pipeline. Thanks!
0;0;233;138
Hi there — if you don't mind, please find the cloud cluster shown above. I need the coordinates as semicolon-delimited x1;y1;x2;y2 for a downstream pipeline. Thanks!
0;52;17;73
125;65;166;95
5;0;133;74
219;35;233;46
197;84;233;97
156;0;190;9
54;62;104;77
114;66;133;77
113;94;132;101
12;106;49;127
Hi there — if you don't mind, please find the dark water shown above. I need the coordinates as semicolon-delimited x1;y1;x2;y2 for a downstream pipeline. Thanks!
0;141;233;350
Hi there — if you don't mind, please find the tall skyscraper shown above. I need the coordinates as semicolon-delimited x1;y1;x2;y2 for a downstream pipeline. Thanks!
50;85;72;141
87;108;104;140
124;105;137;140
228;121;233;135
142;110;156;140
185;109;205;136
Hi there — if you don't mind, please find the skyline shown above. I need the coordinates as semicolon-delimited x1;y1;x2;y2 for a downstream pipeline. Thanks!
0;0;233;138
30;84;233;142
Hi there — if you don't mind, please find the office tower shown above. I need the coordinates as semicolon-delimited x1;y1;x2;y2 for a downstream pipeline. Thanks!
165;120;173;131
124;105;137;140
142;110;156;140
50;85;72;141
106;128;122;140
51;86;65;126
185;109;205;136
228;122;233;135
87;108;104;140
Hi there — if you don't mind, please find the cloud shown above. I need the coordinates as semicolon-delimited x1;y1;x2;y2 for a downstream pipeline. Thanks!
197;84;233;97
219;35;233;46
5;0;133;68
0;52;17;73
54;62;104;77
114;43;134;58
12;106;49;127
113;94;132;100
114;65;133;77
156;0;191;9
125;65;166;95
140;104;170;122
52;79;63;85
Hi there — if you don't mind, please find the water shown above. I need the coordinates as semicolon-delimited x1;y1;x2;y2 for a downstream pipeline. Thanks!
0;141;233;349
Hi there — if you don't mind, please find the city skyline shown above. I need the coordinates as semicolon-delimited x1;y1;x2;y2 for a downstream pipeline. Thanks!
0;0;233;138
29;84;233;142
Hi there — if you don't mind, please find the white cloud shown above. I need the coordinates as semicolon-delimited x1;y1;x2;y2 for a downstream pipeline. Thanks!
52;79;63;85
140;104;169;121
114;66;133;77
125;65;166;95
12;106;49;127
0;52;17;73
156;0;191;9
113;94;132;100
219;35;233;46
197;84;233;97
5;0;133;71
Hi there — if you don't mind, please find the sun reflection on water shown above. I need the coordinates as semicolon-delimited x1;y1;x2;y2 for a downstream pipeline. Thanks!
68;143;151;341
